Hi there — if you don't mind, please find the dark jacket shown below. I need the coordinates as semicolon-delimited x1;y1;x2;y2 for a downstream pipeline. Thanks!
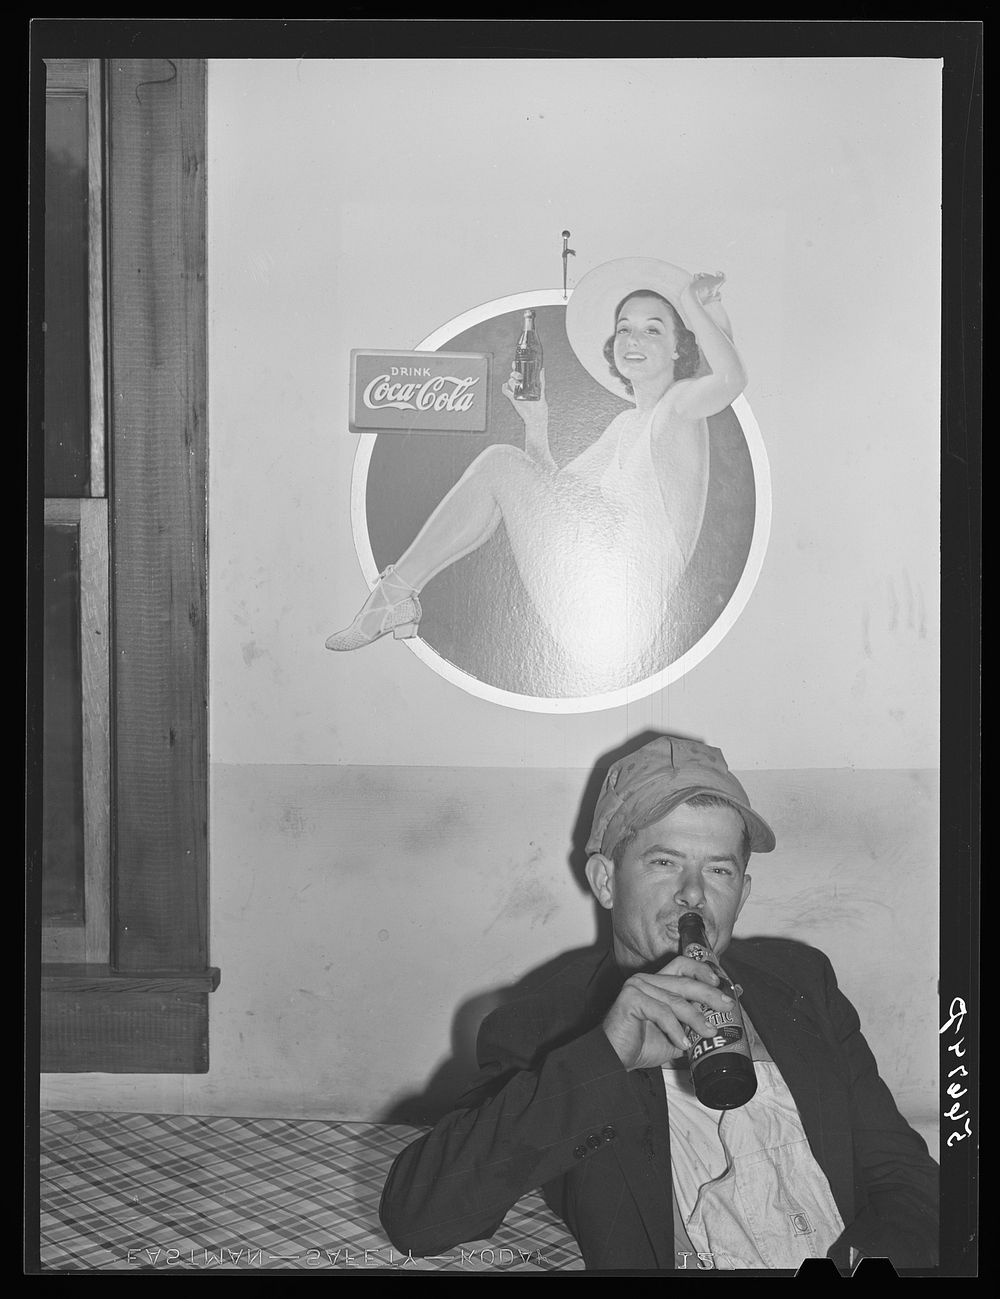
379;938;938;1271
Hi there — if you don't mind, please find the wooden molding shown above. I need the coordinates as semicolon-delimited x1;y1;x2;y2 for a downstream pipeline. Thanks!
42;965;221;994
107;59;209;973
40;59;213;1072
41;964;221;1071
42;982;216;1074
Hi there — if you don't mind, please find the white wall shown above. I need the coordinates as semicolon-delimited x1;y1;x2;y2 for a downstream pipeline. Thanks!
208;56;939;772
43;57;942;1141
42;765;938;1147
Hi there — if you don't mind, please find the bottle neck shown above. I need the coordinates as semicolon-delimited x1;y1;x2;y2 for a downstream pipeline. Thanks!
678;912;710;956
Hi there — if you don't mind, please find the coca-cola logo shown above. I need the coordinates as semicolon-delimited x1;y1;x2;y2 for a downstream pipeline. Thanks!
349;349;491;434
362;368;479;414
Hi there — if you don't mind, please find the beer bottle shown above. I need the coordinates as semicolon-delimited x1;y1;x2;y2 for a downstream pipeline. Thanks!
678;911;757;1110
513;308;542;400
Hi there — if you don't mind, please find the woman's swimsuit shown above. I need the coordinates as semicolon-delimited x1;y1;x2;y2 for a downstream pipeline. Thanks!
501;401;708;678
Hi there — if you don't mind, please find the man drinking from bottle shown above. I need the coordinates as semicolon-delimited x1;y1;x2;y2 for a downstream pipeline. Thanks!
380;735;939;1272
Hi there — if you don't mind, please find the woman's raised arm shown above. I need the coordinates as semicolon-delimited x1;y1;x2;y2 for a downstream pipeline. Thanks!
502;367;557;471
666;273;748;421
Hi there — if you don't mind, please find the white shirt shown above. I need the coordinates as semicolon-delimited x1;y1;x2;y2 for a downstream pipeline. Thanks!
662;1013;845;1270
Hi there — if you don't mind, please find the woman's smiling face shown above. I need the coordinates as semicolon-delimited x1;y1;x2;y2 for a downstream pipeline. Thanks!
612;294;678;387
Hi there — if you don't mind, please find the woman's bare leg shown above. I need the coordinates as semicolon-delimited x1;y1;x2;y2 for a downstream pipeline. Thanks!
392;444;557;591
327;444;562;650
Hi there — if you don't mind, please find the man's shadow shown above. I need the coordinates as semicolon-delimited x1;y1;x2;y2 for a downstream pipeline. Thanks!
379;728;686;1125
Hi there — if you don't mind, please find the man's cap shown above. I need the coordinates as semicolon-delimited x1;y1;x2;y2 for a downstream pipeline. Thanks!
585;736;776;859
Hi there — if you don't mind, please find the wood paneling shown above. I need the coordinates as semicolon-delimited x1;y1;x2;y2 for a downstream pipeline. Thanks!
43;59;89;93
106;59;208;971
42;986;212;1073
42;965;221;994
40;58;214;1072
87;59;106;497
80;498;110;962
43;88;90;497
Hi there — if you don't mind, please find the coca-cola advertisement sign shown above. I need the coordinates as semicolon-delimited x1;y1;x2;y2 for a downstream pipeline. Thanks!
335;279;772;713
349;349;492;434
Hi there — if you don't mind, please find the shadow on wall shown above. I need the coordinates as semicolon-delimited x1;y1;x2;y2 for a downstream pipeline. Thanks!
378;943;609;1125
380;728;700;1124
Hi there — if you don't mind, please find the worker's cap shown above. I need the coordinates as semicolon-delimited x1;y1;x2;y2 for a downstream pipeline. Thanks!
585;736;776;859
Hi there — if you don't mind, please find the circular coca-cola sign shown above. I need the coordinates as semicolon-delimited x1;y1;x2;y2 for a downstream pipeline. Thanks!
348;289;770;713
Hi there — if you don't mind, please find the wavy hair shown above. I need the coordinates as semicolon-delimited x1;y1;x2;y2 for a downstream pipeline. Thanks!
602;290;700;394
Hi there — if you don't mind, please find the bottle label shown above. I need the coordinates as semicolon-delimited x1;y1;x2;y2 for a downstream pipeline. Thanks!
513;357;542;400
690;1025;745;1062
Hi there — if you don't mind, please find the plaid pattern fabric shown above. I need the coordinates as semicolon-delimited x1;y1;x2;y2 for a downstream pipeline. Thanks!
39;1111;584;1272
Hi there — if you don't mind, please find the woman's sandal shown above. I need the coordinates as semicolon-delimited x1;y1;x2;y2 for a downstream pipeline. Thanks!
325;566;422;651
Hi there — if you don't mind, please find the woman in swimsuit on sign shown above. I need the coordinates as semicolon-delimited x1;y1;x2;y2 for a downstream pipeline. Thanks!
326;258;747;678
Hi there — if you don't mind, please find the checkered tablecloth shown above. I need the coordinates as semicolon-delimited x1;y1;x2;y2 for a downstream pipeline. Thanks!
38;1110;584;1272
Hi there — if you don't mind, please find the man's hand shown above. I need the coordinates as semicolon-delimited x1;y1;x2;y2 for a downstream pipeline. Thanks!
603;956;735;1071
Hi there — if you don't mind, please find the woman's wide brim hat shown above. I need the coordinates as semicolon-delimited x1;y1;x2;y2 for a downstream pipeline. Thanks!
564;256;733;398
